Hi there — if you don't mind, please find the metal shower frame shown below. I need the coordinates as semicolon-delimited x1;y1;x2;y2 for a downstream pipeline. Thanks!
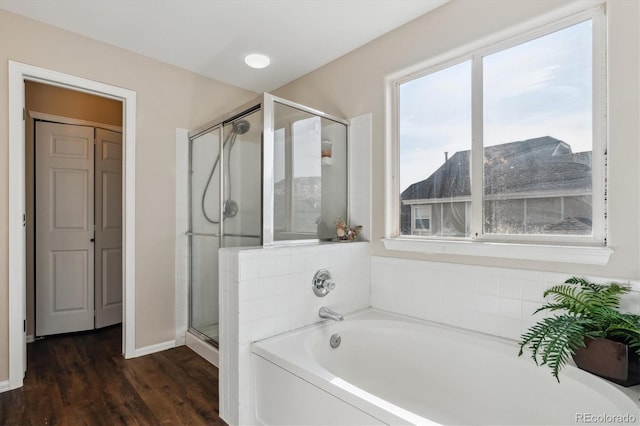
186;93;350;342
188;92;350;246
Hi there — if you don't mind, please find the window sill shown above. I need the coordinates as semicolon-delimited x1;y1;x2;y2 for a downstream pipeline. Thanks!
382;238;613;265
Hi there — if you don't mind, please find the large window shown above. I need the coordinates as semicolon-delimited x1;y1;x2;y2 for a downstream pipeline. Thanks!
396;9;605;246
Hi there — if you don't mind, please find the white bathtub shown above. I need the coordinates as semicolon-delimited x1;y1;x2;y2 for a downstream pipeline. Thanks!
251;309;640;425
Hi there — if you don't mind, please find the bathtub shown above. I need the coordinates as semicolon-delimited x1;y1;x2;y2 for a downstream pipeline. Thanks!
251;309;640;425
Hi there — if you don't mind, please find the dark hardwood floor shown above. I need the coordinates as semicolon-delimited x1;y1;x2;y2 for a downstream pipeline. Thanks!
0;325;226;425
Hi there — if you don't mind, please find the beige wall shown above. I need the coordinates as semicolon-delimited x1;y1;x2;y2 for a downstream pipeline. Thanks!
274;0;640;279
0;10;256;381
24;81;123;337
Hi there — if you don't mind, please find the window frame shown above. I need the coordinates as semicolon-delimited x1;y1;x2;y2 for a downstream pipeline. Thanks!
387;5;608;252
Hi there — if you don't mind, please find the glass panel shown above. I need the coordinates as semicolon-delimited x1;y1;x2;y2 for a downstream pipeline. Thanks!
274;128;287;231
526;197;562;232
190;128;221;341
563;195;592;234
484;199;525;234
442;202;467;237
273;102;347;241
483;20;593;236
292;116;322;233
222;111;263;248
190;234;220;340
431;204;442;236
399;60;472;237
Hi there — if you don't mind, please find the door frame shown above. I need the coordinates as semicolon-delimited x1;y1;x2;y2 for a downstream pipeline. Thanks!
8;61;137;390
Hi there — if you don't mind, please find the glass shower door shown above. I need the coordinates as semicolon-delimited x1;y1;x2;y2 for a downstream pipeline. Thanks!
190;127;222;343
188;110;262;345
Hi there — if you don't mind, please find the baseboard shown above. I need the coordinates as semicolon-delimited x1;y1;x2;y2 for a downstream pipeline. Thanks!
26;335;34;344
133;340;175;358
0;380;9;393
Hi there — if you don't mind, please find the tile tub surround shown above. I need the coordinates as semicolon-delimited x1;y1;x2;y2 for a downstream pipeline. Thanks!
219;241;371;425
371;256;640;342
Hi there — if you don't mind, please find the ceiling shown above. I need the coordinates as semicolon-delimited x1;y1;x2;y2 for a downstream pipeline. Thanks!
0;0;448;93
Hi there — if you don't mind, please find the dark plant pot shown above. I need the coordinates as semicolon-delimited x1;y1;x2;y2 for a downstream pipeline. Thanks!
572;337;640;387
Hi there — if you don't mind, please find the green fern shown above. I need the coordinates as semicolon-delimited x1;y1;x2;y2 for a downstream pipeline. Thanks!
600;310;640;347
539;280;627;316
542;284;593;314
519;315;597;381
519;277;640;382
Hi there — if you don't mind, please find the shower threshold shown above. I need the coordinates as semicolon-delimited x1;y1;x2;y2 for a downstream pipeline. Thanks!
189;325;219;348
186;329;220;367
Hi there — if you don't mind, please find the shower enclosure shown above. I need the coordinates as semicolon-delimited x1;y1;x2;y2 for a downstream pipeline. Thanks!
188;94;348;345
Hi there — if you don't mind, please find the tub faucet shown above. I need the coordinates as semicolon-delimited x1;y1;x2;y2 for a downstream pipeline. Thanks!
319;306;343;321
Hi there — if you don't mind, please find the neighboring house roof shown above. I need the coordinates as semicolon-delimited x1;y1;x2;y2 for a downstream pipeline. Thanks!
401;136;592;202
543;216;592;232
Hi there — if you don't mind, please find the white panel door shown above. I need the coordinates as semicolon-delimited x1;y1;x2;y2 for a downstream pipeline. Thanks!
95;128;123;328
35;122;95;336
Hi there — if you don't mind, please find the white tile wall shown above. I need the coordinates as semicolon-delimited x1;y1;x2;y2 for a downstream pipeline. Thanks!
217;246;639;425
348;113;372;242
371;256;640;342
220;241;371;426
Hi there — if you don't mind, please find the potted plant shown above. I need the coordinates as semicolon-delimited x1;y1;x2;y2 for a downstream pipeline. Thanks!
518;277;640;386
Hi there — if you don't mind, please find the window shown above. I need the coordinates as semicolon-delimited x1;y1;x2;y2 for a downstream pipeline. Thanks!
395;8;605;247
412;205;432;235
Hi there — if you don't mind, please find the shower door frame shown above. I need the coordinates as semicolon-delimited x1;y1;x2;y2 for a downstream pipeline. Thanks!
186;93;350;343
188;98;263;343
262;93;350;245
187;124;222;344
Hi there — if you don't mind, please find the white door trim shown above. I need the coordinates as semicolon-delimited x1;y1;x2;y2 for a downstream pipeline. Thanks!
8;61;137;390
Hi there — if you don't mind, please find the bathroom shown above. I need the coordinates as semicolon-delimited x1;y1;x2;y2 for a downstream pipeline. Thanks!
182;0;638;423
1;0;639;424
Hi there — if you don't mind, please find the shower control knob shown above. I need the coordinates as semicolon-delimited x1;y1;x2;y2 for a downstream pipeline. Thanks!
312;269;335;297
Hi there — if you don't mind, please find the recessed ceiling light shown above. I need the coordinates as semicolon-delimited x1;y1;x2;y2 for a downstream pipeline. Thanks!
244;53;271;69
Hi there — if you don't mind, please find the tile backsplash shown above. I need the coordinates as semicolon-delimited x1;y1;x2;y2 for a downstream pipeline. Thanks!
371;256;640;342
218;243;639;425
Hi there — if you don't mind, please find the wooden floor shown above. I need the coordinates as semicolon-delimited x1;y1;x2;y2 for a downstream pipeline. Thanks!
0;325;226;425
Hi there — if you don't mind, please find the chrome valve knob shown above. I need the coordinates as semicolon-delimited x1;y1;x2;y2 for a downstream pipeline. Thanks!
312;269;335;297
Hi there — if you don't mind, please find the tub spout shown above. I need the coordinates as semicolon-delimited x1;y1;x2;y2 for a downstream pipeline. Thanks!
319;306;343;321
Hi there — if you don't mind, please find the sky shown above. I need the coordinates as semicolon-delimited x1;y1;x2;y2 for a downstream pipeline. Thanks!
399;19;593;192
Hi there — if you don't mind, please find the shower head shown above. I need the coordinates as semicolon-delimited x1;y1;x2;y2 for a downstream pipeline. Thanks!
233;119;251;135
